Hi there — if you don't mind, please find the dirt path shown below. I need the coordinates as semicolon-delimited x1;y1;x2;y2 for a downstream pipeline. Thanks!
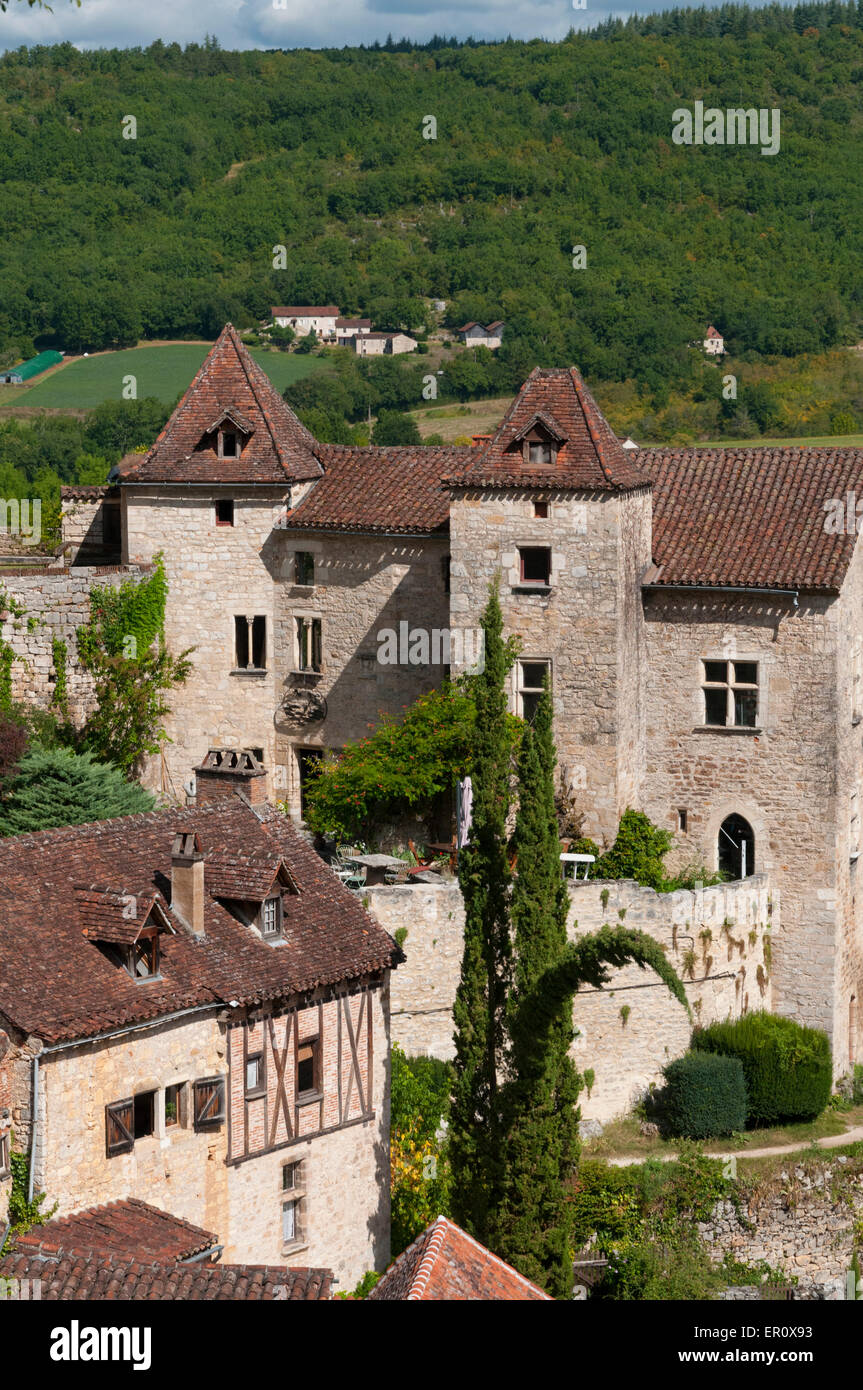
605;1123;863;1167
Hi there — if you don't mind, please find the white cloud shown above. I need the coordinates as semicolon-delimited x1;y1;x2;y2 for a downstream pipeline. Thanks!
0;0;637;52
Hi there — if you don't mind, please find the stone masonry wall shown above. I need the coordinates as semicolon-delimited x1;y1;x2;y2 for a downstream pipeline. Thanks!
274;530;449;817
449;487;651;844
369;873;774;1122
700;1160;863;1299
641;588;844;1061
0;565;144;725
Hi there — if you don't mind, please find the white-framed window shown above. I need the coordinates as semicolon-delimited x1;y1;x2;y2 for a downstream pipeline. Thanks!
281;1159;307;1249
702;660;759;728
261;895;282;939
245;1054;264;1095
517;660;551;722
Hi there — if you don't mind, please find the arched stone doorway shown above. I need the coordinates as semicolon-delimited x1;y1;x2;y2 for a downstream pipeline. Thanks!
718;814;755;881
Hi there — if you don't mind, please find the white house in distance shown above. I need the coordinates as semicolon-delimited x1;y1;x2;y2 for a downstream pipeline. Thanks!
353;331;417;356
271;307;340;341
335;317;372;345
458;321;505;349
704;324;725;355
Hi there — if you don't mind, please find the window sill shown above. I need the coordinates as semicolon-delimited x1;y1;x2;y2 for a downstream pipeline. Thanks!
289;669;323;679
281;1241;309;1257
511;584;552;595
693;725;762;736
245;1089;267;1101
296;1091;323;1109
230;668;268;677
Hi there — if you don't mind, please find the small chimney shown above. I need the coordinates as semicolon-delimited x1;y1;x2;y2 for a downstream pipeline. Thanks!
171;830;205;937
194;748;268;807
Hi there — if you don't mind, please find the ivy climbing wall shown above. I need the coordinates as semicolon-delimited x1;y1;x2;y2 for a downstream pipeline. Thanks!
0;565;146;723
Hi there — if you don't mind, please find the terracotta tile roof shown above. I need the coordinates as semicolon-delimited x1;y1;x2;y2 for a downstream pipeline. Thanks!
272;306;339;317
14;1198;218;1263
0;798;400;1044
705;325;723;338
116;326;323;486
447;368;650;492
336;317;371;328
279;443;471;535
0;1247;332;1299
642;445;863;592
206;853;288;902
76;887;163;945
368;1217;552;1301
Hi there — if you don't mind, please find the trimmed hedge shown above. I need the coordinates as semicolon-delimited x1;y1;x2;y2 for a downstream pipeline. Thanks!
692;1012;832;1126
660;1052;747;1139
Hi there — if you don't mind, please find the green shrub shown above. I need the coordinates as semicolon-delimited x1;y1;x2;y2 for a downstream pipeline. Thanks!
660;1052;747;1139
692;1012;832;1126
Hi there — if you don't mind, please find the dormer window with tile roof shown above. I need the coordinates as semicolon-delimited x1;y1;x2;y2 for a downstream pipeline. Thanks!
77;888;175;984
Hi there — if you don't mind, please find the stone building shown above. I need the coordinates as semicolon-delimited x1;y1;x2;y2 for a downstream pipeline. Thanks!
0;752;401;1288
48;326;863;1079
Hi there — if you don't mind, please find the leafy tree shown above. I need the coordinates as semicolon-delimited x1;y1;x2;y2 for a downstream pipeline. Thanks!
390;1045;453;1255
370;409;422;446
592;809;673;890
0;747;154;835
449;580;516;1244
295;330;318;354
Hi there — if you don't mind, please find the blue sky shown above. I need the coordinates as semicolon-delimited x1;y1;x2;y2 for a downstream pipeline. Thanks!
0;0;780;53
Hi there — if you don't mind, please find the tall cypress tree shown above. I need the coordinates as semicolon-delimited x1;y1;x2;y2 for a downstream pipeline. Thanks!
492;678;582;1296
449;579;515;1243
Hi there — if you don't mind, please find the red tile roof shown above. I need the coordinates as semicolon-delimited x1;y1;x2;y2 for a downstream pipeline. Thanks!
14;1198;218;1263
76;887;163;945
0;1246;332;1299
279;443;471;535
705;325;723;338
272;306;340;318
447;368;650;492
116;326;323;486
368;1217;552;1301
643;445;863;591
0;797;400;1044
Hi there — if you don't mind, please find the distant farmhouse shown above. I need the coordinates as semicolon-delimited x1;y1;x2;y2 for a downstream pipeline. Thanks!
0;349;63;385
335;316;371;345
271;306;340;341
457;321;505;349
353;331;417;356
703;324;725;355
270;307;415;352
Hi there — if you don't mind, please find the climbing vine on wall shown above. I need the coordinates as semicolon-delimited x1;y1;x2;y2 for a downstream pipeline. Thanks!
76;554;193;776
50;637;68;716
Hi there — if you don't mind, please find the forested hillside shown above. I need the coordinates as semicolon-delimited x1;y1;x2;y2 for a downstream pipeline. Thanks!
1;2;862;395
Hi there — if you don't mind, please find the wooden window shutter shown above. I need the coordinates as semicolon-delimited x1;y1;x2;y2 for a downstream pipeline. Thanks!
105;1098;134;1157
193;1076;226;1131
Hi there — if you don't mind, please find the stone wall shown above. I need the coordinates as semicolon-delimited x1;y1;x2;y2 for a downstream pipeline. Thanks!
274;530;449;818
368;873;774;1122
449;487;652;845
640;587;850;1069
0;1030;12;1225
701;1159;863;1299
0;565;144;725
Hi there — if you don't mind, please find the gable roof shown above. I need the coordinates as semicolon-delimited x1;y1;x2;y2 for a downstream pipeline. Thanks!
0;798;400;1045
279;443;471;536
448;368;650;492
76;887;170;946
705;325;723;338
14;1198;218;1263
0;1246;331;1300
115;326;323;486
642;445;863;592
272;306;340;318
368;1216;552;1301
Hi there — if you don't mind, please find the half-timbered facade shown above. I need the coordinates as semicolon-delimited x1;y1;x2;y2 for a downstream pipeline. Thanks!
0;755;400;1286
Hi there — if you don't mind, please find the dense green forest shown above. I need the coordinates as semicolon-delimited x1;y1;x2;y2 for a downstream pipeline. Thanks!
0;2;861;398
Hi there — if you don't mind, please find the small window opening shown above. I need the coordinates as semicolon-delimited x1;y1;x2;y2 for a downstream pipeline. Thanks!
533;500;548;518
296;617;322;672
133;1090;155;1140
216;499;234;526
297;1039;319;1098
294;552;315;586
518;547;551;586
677;809;688;833
246;1054;264;1095
165;1083;186;1129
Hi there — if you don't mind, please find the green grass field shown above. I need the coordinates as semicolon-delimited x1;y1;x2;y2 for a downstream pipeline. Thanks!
0;344;328;409
695;433;863;449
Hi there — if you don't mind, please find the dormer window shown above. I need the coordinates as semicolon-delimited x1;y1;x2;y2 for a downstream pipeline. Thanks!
132;932;159;978
528;440;553;466
260;895;283;940
220;431;239;458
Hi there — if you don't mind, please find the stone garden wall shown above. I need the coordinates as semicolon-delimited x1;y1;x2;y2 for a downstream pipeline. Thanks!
367;872;775;1122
